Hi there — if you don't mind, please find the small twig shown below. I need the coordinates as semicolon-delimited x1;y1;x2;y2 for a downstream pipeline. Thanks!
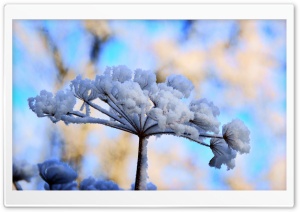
13;181;23;190
61;115;136;134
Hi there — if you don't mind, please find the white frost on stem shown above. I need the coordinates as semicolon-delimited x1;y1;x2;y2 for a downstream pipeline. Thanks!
135;138;148;190
28;65;251;181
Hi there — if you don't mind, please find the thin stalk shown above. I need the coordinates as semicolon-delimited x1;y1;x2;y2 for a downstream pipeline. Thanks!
146;130;214;147
144;123;158;134
13;181;22;190
142;116;149;132
86;101;131;128
107;94;140;131
61;116;136;134
199;133;223;139
134;137;148;190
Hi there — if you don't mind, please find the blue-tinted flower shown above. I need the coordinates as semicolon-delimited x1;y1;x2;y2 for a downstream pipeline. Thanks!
79;177;97;190
131;182;157;190
79;177;120;190
44;181;78;190
209;138;237;170
38;159;77;185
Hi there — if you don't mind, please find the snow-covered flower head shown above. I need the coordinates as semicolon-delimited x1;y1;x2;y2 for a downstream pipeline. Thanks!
222;119;251;154
166;74;194;98
70;76;98;102
28;64;251;186
112;80;150;115
108;65;132;83
94;74;112;101
189;98;220;134
13;161;37;182
38;159;77;185
28;90;76;123
209;138;237;170
133;69;157;92
79;177;120;190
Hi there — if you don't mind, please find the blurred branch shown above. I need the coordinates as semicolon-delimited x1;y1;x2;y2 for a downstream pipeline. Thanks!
39;28;68;82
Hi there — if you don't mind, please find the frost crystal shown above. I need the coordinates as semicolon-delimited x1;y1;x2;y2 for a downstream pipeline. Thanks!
110;65;132;83
28;90;76;123
71;76;98;102
209;138;237;170
166;74;194;98
133;69;157;91
190;98;220;134
222;119;251;154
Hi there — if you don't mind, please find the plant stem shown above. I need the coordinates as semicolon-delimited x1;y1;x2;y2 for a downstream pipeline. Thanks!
134;137;148;190
13;181;23;190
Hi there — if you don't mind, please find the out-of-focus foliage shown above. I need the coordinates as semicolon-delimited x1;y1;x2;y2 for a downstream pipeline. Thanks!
12;20;286;190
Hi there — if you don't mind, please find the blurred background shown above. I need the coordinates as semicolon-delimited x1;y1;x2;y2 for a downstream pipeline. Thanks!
12;19;286;190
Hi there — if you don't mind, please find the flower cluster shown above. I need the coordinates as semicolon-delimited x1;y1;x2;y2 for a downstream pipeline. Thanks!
222;119;251;154
208;119;251;170
79;177;121;190
28;66;228;141
28;90;76;123
28;65;251;189
209;138;237;170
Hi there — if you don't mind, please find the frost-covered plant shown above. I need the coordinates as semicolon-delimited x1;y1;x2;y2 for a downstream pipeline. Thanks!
131;182;157;190
44;181;78;190
209;138;237;170
29;65;251;190
13;161;37;190
79;177;121;190
38;159;77;190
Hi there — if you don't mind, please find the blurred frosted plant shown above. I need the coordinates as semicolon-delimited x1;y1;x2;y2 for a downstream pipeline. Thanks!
38;159;78;190
29;65;251;190
131;182;157;190
44;181;78;190
13;160;37;190
79;177;121;190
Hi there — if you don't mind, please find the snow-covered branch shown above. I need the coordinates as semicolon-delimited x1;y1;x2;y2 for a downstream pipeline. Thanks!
61;115;136;134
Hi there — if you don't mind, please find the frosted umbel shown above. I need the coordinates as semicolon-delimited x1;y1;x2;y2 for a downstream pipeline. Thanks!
28;65;251;190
